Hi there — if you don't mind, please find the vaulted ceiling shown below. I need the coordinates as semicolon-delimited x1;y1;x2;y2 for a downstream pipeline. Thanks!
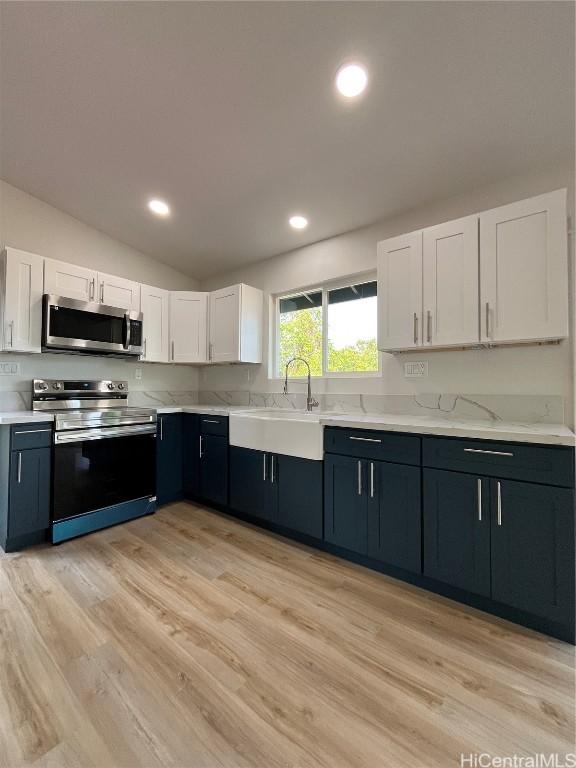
1;1;573;279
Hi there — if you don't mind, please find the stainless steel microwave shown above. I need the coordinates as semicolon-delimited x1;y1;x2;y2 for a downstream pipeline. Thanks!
42;295;143;357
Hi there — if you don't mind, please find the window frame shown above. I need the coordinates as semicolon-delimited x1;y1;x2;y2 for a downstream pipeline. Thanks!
272;272;380;380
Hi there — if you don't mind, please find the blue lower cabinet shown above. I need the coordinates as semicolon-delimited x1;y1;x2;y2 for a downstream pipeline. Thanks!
229;447;323;537
229;446;275;521
423;469;491;596
0;427;52;552
182;414;200;499
156;414;183;506
491;479;574;623
367;461;421;574
199;434;228;506
9;448;51;539
324;454;368;554
324;453;422;569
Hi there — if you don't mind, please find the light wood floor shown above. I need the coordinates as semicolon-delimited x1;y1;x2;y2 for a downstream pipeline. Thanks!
0;502;574;768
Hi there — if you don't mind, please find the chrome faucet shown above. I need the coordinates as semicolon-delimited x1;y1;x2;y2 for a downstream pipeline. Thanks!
283;357;319;412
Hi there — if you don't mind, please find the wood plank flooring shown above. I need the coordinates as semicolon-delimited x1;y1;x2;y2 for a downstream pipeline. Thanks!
0;502;574;768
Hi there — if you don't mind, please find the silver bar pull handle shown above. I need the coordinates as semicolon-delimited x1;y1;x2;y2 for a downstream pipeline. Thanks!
202;419;220;424
8;320;14;347
100;282;104;303
350;436;382;444
263;453;267;482
143;339;147;359
199;435;203;457
413;312;418;345
13;429;52;435
370;462;375;498
171;340;175;361
89;278;95;301
477;478;482;521
357;460;362;496
497;481;502;526
427;310;432;343
464;448;514;457
159;417;163;441
485;302;490;338
271;455;275;484
17;452;22;483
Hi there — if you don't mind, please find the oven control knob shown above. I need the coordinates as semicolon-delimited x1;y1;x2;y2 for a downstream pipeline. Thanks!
107;382;116;390
37;382;48;391
117;383;126;390
52;382;63;390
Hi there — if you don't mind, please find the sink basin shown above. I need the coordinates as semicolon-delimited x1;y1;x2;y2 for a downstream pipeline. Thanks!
229;409;324;460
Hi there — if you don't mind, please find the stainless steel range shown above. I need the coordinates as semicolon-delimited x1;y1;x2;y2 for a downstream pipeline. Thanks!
33;379;157;543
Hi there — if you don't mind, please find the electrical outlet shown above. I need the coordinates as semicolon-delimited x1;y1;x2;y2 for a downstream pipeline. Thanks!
404;361;428;378
0;362;20;375
135;367;143;380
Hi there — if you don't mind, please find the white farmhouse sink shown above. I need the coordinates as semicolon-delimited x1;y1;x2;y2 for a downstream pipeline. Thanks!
229;409;324;460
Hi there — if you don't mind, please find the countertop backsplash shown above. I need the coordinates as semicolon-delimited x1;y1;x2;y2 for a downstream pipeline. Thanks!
197;390;565;425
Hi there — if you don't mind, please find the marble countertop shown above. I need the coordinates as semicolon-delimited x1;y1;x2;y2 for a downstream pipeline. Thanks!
157;405;575;446
0;411;55;425
320;413;575;447
1;406;573;445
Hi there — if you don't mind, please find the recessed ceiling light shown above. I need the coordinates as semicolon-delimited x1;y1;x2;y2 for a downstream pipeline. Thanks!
289;215;308;230
336;63;368;98
148;198;170;216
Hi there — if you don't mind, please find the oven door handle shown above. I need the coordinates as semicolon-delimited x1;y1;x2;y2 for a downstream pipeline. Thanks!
123;312;131;351
54;424;156;444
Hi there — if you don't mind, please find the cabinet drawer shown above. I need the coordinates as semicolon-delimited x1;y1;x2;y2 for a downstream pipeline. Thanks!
10;424;53;450
324;427;420;466
199;415;228;437
422;437;574;488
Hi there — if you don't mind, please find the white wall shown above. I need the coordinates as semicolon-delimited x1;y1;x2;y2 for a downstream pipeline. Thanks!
0;181;200;398
200;165;575;426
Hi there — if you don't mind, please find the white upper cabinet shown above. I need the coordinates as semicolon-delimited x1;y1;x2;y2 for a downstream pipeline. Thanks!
98;272;140;312
377;231;423;351
169;291;208;363
44;259;97;302
140;284;170;363
0;247;44;353
209;284;263;363
480;189;568;344
422;214;479;347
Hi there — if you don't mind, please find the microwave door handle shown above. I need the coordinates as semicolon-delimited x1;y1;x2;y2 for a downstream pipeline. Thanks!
123;312;131;350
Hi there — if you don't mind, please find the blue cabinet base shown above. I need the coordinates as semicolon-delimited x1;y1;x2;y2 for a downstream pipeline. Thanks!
52;497;156;544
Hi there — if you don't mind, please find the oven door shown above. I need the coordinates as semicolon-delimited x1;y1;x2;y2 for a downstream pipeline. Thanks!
43;294;143;356
53;424;156;521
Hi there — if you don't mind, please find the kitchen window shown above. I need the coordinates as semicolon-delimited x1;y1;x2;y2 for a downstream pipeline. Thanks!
275;276;379;377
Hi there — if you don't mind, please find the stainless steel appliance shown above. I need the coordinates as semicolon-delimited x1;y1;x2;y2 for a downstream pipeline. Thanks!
33;379;156;543
42;295;143;356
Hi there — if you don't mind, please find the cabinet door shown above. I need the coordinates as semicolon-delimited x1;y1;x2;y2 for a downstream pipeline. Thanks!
422;215;479;347
367;462;421;573
98;272;140;311
170;292;208;363
209;285;240;363
229;447;274;521
377;231;422;351
491;479;574;622
1;247;44;352
480;189;568;343
141;285;170;362
276;454;322;538
44;259;98;302
9;448;51;538
423;469;490;596
156;414;183;506
182;414;200;499
324;454;367;554
200;434;228;506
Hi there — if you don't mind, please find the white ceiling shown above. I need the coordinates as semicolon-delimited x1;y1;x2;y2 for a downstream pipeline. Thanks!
1;2;573;280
